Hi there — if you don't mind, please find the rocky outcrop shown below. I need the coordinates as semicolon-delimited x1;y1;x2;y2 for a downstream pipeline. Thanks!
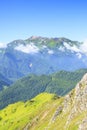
51;106;63;122
79;117;87;130
64;73;87;112
63;73;87;129
50;73;87;129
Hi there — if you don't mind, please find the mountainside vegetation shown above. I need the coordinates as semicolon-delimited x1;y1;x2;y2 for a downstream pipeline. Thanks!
0;73;87;130
0;69;87;109
0;93;62;130
0;73;12;91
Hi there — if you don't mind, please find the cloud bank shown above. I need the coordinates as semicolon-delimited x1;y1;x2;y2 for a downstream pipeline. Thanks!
62;40;87;58
15;43;39;54
63;42;80;52
48;49;54;54
12;39;87;58
0;43;7;48
80;39;87;55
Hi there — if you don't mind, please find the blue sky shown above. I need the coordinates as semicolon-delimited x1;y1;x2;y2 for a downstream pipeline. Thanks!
0;0;87;43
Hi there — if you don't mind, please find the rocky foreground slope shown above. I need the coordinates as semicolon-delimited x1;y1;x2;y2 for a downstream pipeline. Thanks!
0;74;87;130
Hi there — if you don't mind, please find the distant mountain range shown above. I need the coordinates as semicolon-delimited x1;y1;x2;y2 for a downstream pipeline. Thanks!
0;36;87;81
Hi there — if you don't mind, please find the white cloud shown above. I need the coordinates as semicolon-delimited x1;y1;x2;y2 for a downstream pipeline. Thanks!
80;39;87;55
43;45;47;49
48;49;54;54
63;42;80;52
59;46;65;52
0;43;7;48
15;43;39;54
63;40;87;58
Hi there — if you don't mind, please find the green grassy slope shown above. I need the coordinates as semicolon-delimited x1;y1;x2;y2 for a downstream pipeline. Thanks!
0;93;63;130
0;91;86;130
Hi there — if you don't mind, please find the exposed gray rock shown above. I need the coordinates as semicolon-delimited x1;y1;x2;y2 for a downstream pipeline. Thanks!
51;106;63;122
79;117;87;130
63;73;87;128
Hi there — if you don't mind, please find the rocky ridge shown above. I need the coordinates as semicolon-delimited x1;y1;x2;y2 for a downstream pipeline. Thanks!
53;73;87;130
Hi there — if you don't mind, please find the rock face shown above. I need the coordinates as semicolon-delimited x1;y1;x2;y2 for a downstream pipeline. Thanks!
50;73;87;130
79;117;87;130
63;73;87;129
74;73;87;111
51;105;63;122
64;73;87;112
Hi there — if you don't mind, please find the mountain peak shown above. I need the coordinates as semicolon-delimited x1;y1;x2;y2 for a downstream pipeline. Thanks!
30;36;40;39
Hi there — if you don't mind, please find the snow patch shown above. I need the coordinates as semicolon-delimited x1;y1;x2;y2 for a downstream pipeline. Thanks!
76;53;82;59
29;63;33;68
